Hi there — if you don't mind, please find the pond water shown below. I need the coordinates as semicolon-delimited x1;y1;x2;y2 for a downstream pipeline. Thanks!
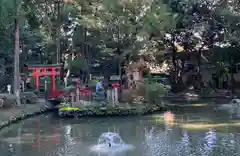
0;108;240;156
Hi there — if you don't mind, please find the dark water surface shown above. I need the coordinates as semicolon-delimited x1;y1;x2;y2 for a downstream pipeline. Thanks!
0;109;240;156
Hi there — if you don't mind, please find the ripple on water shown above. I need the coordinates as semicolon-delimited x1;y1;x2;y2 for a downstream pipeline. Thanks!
144;127;240;156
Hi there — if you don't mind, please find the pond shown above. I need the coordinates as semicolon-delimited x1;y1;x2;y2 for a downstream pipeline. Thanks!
0;108;240;156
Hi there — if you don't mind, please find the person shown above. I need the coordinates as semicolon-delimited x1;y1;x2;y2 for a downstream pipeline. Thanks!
94;79;106;102
96;79;103;92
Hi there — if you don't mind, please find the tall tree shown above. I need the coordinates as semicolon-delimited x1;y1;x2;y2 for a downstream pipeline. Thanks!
14;0;22;106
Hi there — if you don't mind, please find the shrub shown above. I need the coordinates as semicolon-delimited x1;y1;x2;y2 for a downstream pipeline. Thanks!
20;92;38;104
120;89;138;103
56;95;68;103
136;82;170;104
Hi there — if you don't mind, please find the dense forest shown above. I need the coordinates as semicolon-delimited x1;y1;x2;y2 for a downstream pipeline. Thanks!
1;0;240;94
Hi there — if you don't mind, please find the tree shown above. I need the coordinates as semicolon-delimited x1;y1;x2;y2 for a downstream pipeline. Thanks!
159;0;240;92
5;0;240;94
14;0;21;106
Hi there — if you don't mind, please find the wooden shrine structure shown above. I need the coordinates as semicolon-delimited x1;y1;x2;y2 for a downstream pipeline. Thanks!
27;64;63;91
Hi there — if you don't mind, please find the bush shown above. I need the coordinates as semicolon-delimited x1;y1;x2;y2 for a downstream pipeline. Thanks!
120;89;136;103
136;82;170;104
20;92;38;104
56;95;67;103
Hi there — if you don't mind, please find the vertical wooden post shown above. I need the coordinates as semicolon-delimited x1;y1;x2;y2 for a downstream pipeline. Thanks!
44;76;48;92
107;88;112;102
21;80;25;92
71;92;74;106
51;67;55;91
114;87;118;104
76;79;80;103
35;69;39;90
76;88;80;103
113;84;119;105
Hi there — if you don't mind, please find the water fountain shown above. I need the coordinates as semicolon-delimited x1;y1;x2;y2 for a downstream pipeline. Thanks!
90;132;134;155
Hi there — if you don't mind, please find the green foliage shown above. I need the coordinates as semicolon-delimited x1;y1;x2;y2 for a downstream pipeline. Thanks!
68;58;87;71
2;0;240;92
20;92;38;104
137;81;170;104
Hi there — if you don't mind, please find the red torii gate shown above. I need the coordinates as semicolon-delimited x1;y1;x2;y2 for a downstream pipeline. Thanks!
27;64;63;91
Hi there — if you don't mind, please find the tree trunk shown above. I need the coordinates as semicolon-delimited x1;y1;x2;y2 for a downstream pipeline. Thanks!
178;59;185;83
172;52;177;83
197;50;202;75
56;1;61;64
231;71;235;94
14;17;21;106
230;57;235;94
196;49;203;91
119;61;122;92
83;27;90;84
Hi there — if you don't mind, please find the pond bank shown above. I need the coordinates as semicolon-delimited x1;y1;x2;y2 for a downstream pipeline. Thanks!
58;103;167;117
0;99;55;130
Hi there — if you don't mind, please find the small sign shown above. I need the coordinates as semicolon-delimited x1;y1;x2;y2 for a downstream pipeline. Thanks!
110;75;120;80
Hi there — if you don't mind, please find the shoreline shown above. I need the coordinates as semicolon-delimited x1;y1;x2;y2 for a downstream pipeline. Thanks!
0;106;55;130
0;97;228;131
0;98;57;131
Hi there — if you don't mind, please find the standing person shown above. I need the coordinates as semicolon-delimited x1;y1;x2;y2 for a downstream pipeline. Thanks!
96;79;104;92
94;78;106;102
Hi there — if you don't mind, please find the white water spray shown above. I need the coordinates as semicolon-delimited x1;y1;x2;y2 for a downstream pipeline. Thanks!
90;132;134;155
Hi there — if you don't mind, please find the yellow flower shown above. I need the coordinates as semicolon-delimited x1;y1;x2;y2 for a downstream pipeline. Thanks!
59;107;80;111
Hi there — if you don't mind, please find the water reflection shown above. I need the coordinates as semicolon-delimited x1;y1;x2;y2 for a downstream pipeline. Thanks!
180;131;190;155
0;112;239;156
204;129;216;154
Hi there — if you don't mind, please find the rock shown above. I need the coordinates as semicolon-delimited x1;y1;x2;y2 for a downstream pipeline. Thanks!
216;99;240;110
181;93;199;101
229;99;240;106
